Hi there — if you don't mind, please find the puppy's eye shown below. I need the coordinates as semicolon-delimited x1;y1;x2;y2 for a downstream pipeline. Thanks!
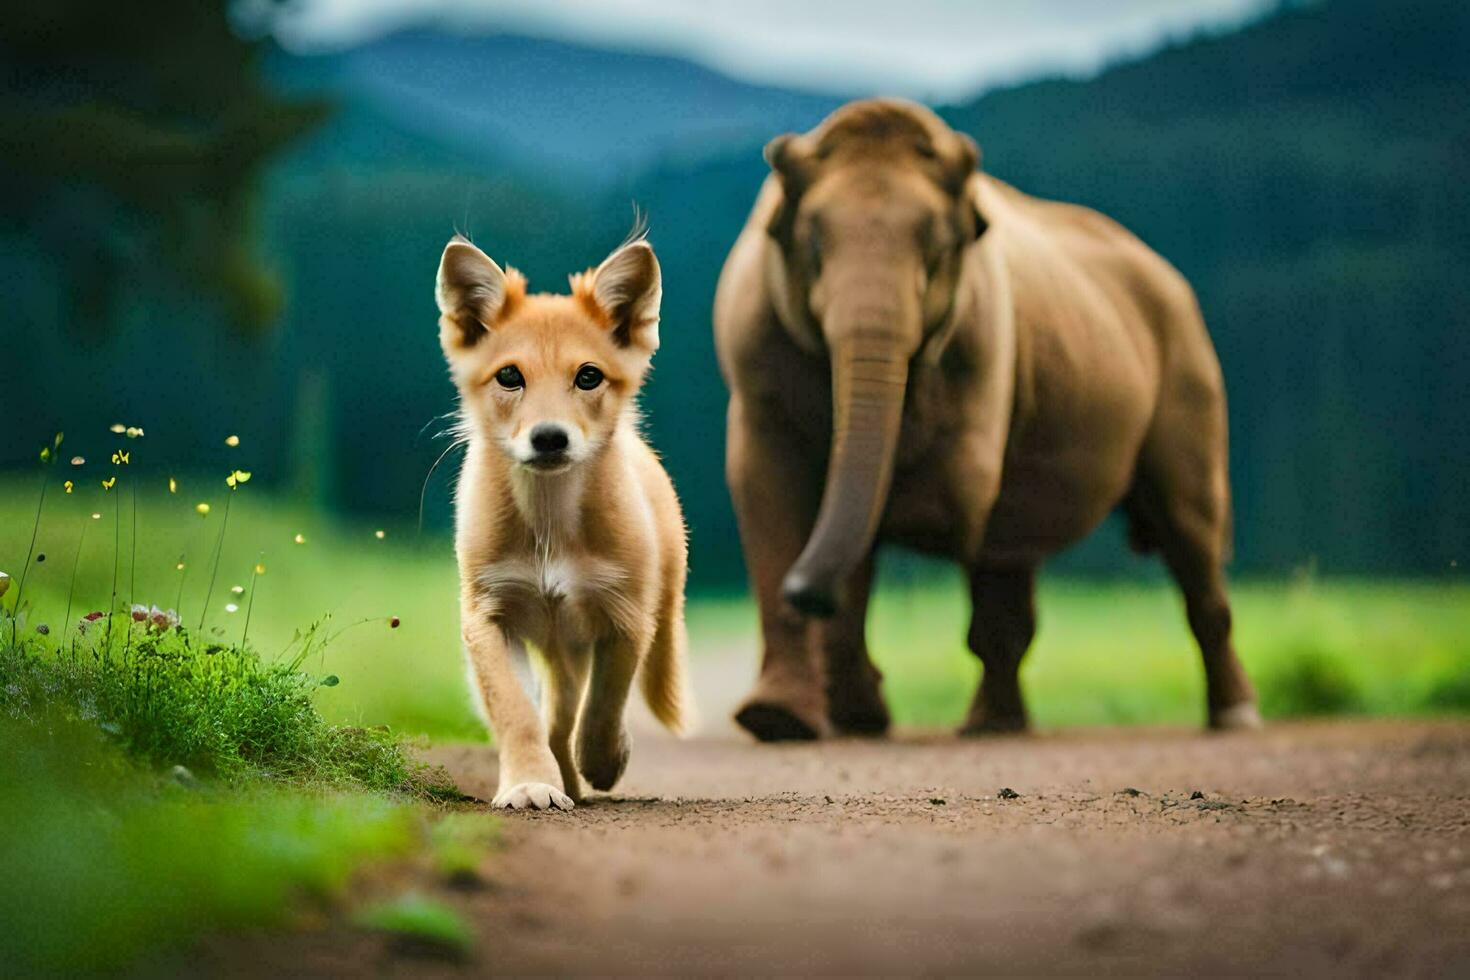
574;365;604;391
495;365;524;389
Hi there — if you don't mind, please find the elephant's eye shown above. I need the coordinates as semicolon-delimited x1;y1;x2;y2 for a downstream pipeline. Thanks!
495;365;524;389
574;365;604;390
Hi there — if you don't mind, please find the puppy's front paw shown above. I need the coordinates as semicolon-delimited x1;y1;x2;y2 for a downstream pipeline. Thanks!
577;728;630;792
493;782;575;811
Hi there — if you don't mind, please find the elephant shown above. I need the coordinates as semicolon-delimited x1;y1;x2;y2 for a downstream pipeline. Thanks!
713;98;1260;741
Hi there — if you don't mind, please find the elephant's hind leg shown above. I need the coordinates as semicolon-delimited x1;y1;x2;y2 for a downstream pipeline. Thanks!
959;565;1037;735
1128;409;1259;730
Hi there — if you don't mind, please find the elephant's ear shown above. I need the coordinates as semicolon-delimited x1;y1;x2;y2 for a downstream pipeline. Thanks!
968;187;990;241
945;132;979;192
764;133;816;242
949;134;988;240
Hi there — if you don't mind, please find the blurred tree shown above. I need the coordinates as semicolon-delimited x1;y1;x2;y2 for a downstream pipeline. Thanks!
0;1;329;331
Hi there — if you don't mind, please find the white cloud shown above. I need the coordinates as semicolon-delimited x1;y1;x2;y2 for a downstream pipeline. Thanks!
268;0;1275;100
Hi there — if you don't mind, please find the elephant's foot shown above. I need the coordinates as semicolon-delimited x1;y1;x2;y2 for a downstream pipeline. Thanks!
827;669;890;737
958;700;1029;737
734;676;829;741
1209;701;1263;731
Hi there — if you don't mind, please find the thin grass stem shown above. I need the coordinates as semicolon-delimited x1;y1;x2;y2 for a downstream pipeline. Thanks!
198;492;233;634
11;466;50;644
241;558;261;649
105;484;120;650
63;513;89;650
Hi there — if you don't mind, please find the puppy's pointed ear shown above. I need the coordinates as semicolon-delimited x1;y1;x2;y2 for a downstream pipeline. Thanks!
592;240;661;351
436;236;506;349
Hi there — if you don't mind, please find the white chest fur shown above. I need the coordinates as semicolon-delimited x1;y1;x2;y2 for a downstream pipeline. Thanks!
476;553;634;646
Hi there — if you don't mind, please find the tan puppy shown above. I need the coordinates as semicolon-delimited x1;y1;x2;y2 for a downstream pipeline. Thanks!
436;232;690;811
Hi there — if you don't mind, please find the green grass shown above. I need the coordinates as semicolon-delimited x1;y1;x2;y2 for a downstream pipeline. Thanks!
0;611;450;792
4;476;1468;738
0;714;423;975
0;469;492;976
862;570;1470;728
352;892;476;959
1;475;483;739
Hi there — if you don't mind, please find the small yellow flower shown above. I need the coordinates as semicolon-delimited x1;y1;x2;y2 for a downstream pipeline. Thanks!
102;476;116;490
375;529;386;540
225;435;240;447
39;447;51;463
293;533;306;545
110;424;126;434
168;477;178;494
91;512;102;520
70;456;85;466
254;563;266;575
111;450;130;465
196;502;211;516
176;562;186;571
63;480;74;494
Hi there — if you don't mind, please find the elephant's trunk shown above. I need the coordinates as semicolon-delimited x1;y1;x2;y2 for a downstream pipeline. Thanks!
781;322;910;617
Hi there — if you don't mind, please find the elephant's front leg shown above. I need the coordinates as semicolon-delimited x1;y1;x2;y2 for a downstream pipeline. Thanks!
727;396;829;741
815;552;889;736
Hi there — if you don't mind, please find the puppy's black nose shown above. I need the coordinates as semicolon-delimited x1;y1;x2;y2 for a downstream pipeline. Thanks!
530;424;570;455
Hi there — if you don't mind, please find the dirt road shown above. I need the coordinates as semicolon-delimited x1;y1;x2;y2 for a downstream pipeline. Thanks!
200;705;1470;977
432;720;1470;976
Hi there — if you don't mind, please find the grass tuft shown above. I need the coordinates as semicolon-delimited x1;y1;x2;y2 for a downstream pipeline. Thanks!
0;610;452;795
352;892;476;959
1258;643;1365;717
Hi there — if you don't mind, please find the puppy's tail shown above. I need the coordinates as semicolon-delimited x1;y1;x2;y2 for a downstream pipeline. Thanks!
641;615;696;737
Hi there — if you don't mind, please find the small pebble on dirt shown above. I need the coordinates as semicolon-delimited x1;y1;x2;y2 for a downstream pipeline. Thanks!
997;787;1020;800
929;798;947;806
1118;787;1146;797
1197;800;1232;811
1191;790;1206;800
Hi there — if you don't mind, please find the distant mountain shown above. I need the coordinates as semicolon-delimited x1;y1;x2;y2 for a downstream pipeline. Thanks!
271;30;844;184
8;0;1465;583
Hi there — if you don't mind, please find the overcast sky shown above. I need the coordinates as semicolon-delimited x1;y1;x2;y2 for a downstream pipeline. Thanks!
262;0;1277;100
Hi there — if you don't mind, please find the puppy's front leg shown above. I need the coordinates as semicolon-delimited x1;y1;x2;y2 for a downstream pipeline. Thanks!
576;635;640;792
462;600;573;811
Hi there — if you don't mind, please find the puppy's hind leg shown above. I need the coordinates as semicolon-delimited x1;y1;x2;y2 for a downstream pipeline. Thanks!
576;635;639;792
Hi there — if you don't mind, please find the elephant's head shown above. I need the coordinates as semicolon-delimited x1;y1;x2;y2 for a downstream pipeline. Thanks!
764;99;987;617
